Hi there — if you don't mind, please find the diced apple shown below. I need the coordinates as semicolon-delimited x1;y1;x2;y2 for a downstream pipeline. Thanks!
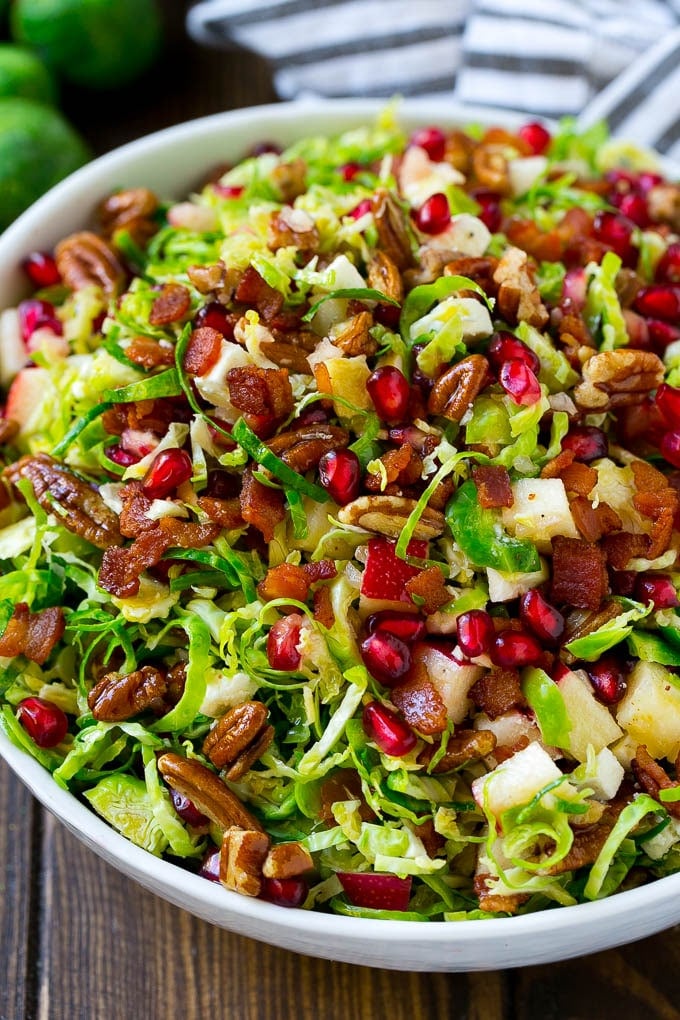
502;478;579;552
584;747;624;801
616;660;680;761
508;156;548;196
323;355;373;416
472;742;563;817
398;144;465;207
417;644;483;723
557;668;623;762
0;308;28;388
423;213;491;256
610;733;638;769
5;366;50;432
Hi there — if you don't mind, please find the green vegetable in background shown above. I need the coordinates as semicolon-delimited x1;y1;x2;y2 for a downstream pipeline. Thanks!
445;479;540;573
0;43;57;103
0;97;89;230
11;0;162;90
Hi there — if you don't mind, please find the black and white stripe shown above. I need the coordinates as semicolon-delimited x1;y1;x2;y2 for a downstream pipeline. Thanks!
187;0;680;157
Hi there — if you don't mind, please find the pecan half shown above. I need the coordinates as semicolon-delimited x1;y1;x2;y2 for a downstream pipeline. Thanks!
418;728;497;772
492;246;548;328
55;231;125;295
337;495;445;540
157;752;264;831
87;665;169;721
371;187;414;270
263;841;313;879
203;701;274;780
268;423;349;473
98;187;159;241
5;454;122;549
632;745;680;819
220;827;271;897
574;350;665;410
260;339;312;374
427;354;489;422
270;158;307;203
367;251;404;304
267;206;319;252
472;144;511;195
331;311;377;357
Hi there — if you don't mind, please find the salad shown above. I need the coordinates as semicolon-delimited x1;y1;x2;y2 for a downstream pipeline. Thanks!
1;109;680;922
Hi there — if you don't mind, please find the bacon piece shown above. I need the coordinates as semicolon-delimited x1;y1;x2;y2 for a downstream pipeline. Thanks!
404;565;450;614
257;563;309;604
159;518;221;549
505;216;562;262
633;745;680;820
99;528;171;598
196;495;244;529
149;283;191;326
631;460;669;493
235;266;284;321
469;668;525;719
365;445;423;493
0;604;65;664
303;560;337;584
472;464;513;509
319;768;374;826
239;466;286;543
182;326;223;376
313;586;335;629
540;448;576;479
227;366;294;423
418;728;496;771
570;497;622;543
473;873;529;914
125;337;175;369
550;536;608;610
560;461;597;497
390;676;448;735
119;481;157;537
602;531;651;570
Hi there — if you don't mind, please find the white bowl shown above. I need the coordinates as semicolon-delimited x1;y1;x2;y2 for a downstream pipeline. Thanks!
1;98;679;972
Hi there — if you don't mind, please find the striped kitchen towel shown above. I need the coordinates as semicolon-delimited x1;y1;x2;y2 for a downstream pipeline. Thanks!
186;0;680;157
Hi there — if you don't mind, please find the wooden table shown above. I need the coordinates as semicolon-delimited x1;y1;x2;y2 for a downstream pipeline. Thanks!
2;5;680;1017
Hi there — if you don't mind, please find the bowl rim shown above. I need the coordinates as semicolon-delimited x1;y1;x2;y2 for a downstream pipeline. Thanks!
1;95;680;963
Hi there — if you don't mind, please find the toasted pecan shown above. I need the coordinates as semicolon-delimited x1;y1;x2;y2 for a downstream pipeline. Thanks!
418;728;497;772
427;355;489;422
157;752;264;831
203;701;274;779
574;350;665;411
220;827;271;897
55;231;125;295
87;665;169;721
263;841;313;880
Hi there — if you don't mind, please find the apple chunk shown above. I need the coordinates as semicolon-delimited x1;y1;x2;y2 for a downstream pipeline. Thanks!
557;669;623;762
472;741;563;818
616;661;680;762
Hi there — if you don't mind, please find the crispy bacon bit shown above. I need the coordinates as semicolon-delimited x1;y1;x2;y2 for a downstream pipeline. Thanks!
418;728;497;772
602;531;651;570
319;768;374;826
235;266;284;322
560;461;597;497
414;817;447;858
119;481;156;537
404;565;450;614
0;604;64;664
183;326;223;376
98;528;171;598
506;216;562;263
148;283;191;326
570;497;622;543
631;460;669;493
196;495;243;529
159;517;221;549
473;873;529;914
124;336;175;369
365;445;422;494
550;536;608;610
469;668;525;719
313;585;335;629
540;448;576;479
239;466;286;543
227;366;294;424
303;559;337;584
390;676;448;735
472;464;513;509
631;468;679;559
257;563;309;604
633;745;680;820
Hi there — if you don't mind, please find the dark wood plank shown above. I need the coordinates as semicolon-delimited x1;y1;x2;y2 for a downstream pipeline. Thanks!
36;813;508;1020
514;930;680;1020
0;761;40;1020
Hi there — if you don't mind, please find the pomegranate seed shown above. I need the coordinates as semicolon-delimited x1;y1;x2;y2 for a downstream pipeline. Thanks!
366;365;411;422
338;161;361;181
106;444;139;467
623;310;651;350
634;285;680;322
249;140;281;156
586;656;627;705
18;298;63;342
606;168;639;191
360;631;411;687
199;848;221;882
616;192;649;228
655;383;680;427
518;121;551;155
656;242;680;285
561;425;608;462
367;611;426;644
338;871;412;911
647;318;680;349
491;630;543;668
561;267;587;310
660;430;680;468
456;610;495;658
194;300;234;339
22;251;61;288
362;701;417;756
374;302;401;330
213;183;244;199
170;787;209;827
552;661;572;683
638;171;664;193
260;877;307;908
634;574;679;609
142;448;193;499
414;192;451;234
267;615;303;671
471;188;502;232
409;126;447;162
318;448;361;504
487;331;540;374
17;697;68;748
349;198;373;220
519;590;565;643
498;359;541;405
593;210;637;265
